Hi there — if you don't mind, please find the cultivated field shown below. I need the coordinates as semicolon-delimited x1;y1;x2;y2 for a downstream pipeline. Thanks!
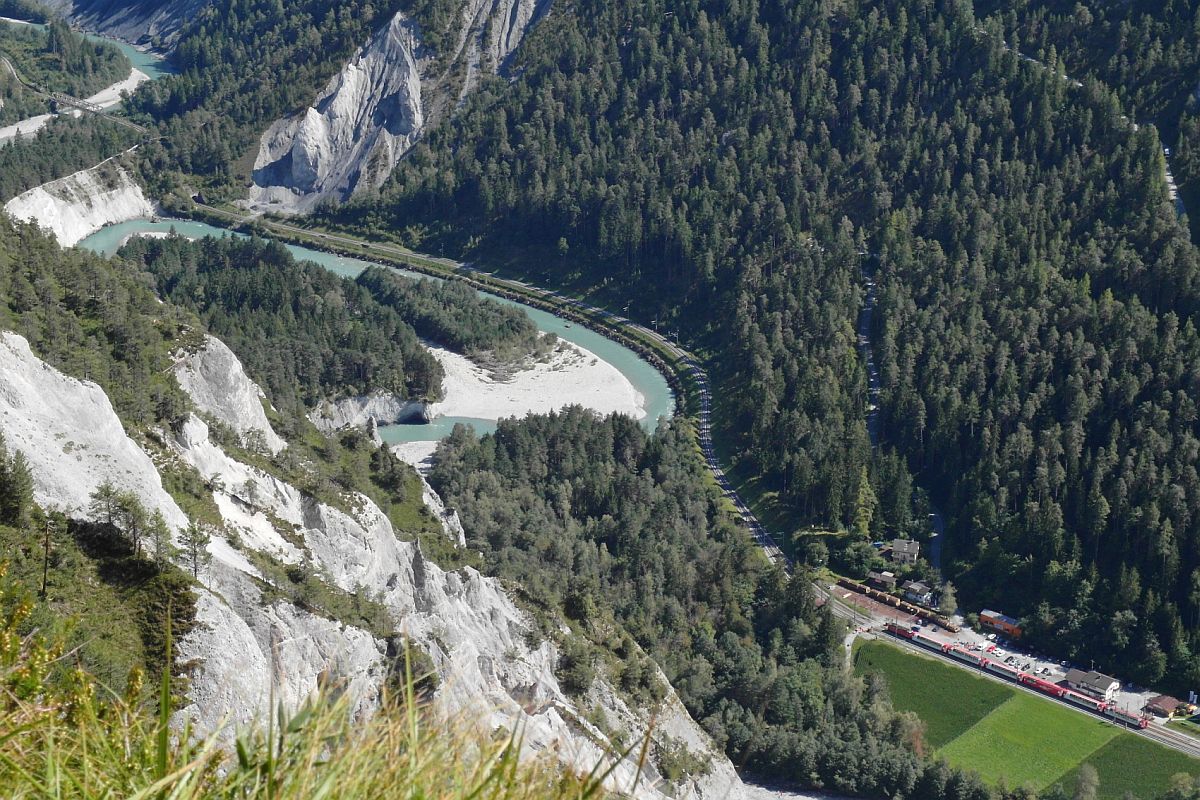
854;640;1200;798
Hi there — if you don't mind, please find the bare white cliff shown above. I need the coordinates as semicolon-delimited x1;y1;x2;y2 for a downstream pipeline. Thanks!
248;0;550;215
249;12;423;214
475;0;552;70
38;0;206;45
3;161;153;246
309;391;429;433
0;330;187;529
0;326;765;798
170;410;740;798
174;335;287;455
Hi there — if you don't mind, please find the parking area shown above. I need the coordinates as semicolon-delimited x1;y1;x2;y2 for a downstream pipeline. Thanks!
937;624;1162;722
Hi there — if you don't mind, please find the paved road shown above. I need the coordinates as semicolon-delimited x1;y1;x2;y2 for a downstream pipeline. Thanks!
198;205;791;568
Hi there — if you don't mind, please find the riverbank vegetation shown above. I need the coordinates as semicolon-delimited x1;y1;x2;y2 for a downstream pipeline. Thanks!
0;19;129;125
355;265;546;363
118;234;443;417
312;0;1200;697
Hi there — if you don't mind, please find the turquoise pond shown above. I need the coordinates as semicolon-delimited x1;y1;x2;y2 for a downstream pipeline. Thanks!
77;219;675;444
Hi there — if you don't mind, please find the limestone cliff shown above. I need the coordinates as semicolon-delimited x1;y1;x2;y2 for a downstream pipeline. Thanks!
173;335;287;455
39;0;205;45
3;161;153;247
0;331;187;529
248;0;550;214
249;13;423;214
0;322;749;798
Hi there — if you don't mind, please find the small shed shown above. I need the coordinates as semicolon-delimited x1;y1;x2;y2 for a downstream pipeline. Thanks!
867;570;898;590
1145;695;1184;718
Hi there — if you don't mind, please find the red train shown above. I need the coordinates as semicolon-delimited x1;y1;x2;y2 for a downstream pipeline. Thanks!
882;623;1149;729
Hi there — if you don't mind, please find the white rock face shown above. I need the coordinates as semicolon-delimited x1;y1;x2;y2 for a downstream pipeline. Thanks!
249;12;423;214
4;162;153;246
473;0;551;69
0;331;187;529
168;411;742;798
309;392;428;433
39;0;206;45
248;0;550;214
174;335;286;455
0;318;761;798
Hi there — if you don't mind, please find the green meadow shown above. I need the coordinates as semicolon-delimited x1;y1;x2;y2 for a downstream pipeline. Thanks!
854;639;1200;798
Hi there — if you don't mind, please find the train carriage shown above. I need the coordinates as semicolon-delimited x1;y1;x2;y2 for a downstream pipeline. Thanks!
1105;706;1150;729
1019;674;1067;698
985;660;1022;681
1063;690;1107;713
912;631;943;651
945;645;987;668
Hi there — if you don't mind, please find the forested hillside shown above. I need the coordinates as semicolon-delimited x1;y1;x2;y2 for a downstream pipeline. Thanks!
127;0;405;191
310;0;1200;692
973;0;1200;236
430;408;993;798
117;234;443;419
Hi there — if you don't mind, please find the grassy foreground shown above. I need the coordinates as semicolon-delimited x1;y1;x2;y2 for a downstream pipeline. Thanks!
854;639;1200;798
0;567;628;799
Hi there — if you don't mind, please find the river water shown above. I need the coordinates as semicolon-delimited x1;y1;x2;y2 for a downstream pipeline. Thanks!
0;18;173;80
77;219;675;442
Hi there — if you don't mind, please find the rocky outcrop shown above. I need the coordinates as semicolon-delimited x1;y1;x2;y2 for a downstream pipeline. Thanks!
309;392;429;434
249;12;423;214
0;327;755;798
248;0;550;215
0;330;188;529
3;161;153;246
474;0;551;70
174;335;286;455
39;0;206;45
169;411;742;798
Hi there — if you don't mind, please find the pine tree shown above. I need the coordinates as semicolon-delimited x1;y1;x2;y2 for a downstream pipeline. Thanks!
0;448;33;528
852;466;877;539
181;522;213;578
116;492;148;557
89;481;122;526
148;510;175;565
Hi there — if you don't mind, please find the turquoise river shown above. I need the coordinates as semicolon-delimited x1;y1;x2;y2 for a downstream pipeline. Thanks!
78;219;675;443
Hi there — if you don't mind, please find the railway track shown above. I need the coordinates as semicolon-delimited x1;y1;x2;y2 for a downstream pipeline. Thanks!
196;205;792;568
0;53;150;134
880;629;1200;760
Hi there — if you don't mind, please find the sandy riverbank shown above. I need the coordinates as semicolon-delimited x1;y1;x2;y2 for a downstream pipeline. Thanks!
428;339;647;423
0;67;148;144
